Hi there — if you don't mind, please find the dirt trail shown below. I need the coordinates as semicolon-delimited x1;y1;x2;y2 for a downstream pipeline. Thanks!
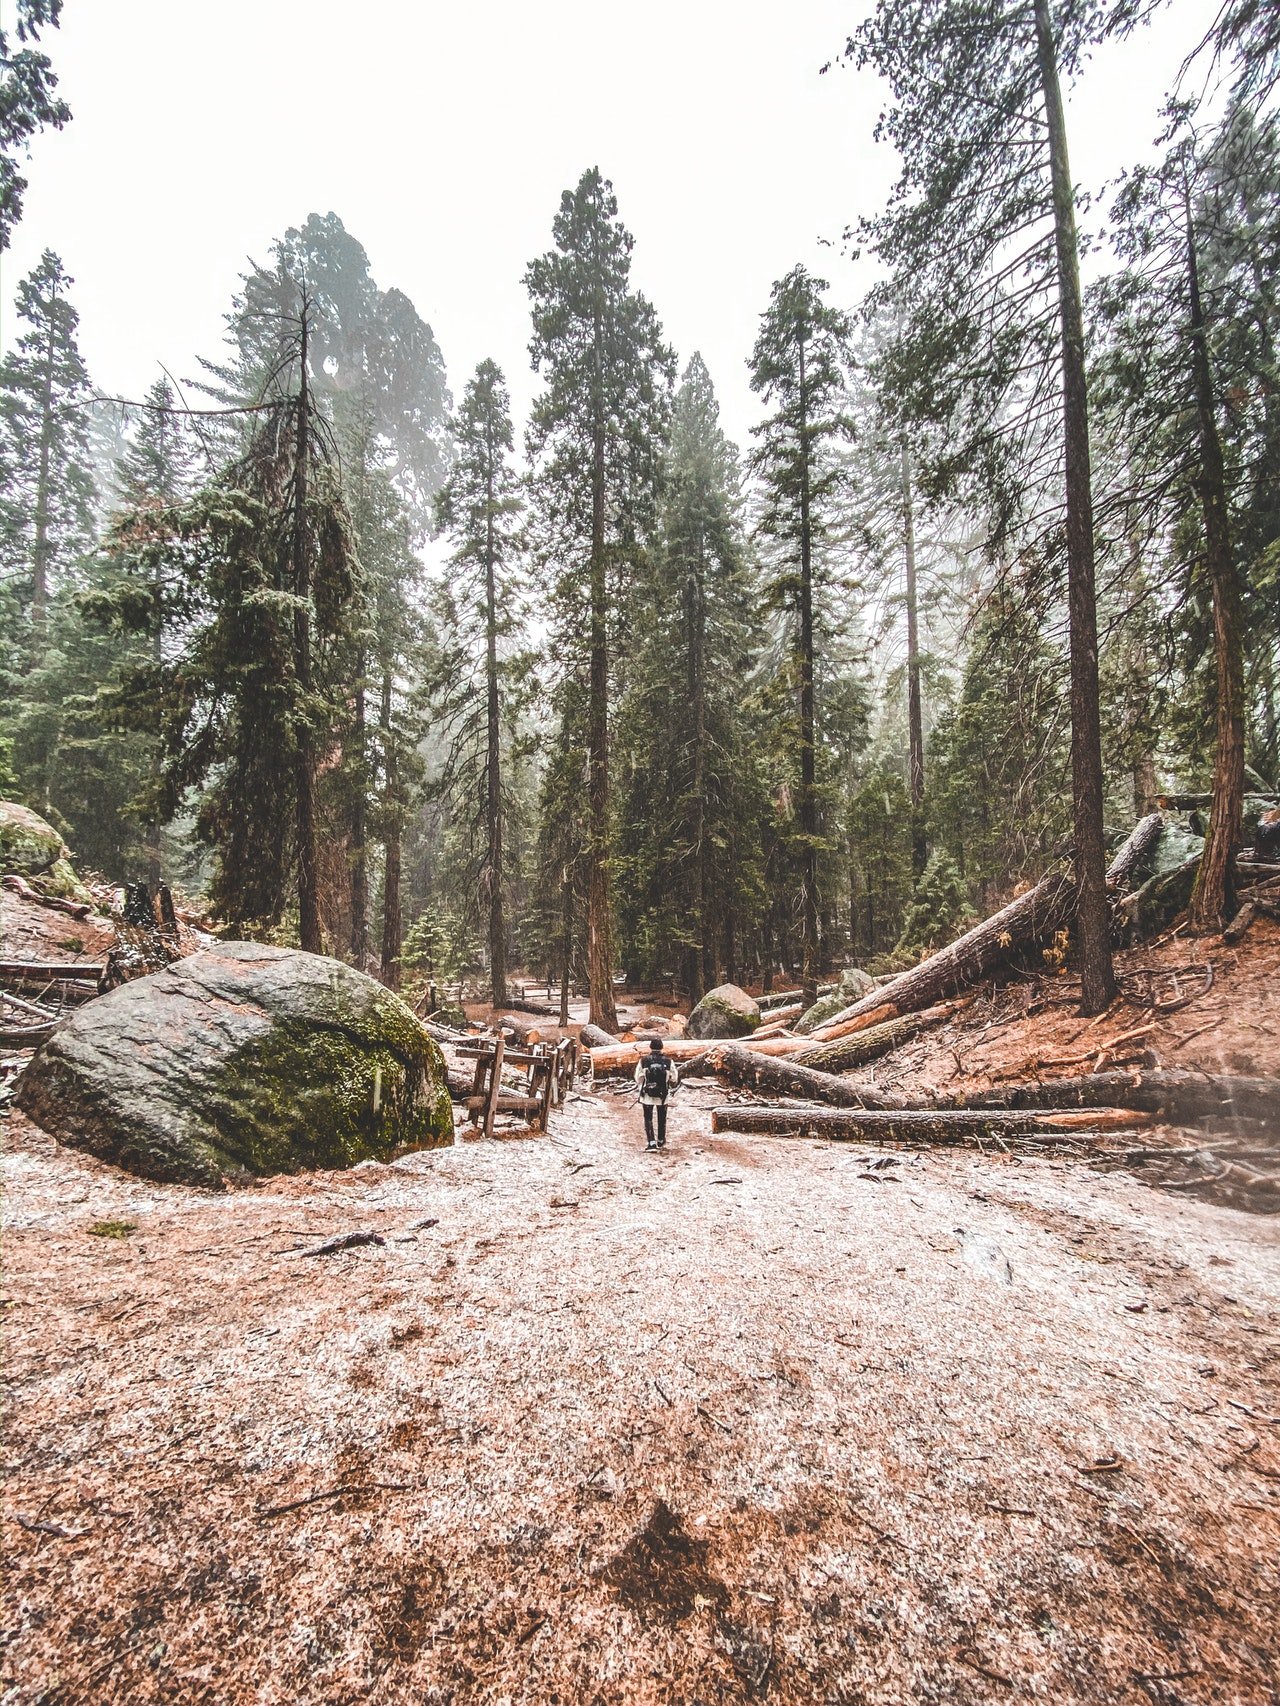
2;1083;1278;1704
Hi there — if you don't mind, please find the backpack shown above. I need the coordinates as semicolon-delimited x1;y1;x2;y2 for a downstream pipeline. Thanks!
642;1056;671;1099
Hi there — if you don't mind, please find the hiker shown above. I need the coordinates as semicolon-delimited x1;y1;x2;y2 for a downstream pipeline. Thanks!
634;1037;678;1151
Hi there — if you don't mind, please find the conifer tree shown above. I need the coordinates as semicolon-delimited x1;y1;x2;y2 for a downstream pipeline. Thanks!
107;287;360;943
850;0;1142;1012
525;167;674;1030
616;354;760;998
0;1;69;250
433;360;529;1005
748;265;854;1006
0;249;95;669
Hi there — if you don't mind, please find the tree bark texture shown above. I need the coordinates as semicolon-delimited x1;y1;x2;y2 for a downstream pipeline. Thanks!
379;668;402;990
484;426;508;1005
902;435;926;878
1033;0;1115;1016
292;301;322;955
1185;193;1245;931
709;1106;1139;1144
797;327;820;1010
793;1003;955;1073
807;866;1075;1037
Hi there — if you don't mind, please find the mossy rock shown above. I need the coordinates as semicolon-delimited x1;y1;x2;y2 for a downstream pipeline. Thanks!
793;968;878;1035
15;942;455;1189
686;983;761;1041
0;799;68;877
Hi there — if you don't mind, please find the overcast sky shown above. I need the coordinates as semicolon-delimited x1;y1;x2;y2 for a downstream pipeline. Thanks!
1;0;1220;457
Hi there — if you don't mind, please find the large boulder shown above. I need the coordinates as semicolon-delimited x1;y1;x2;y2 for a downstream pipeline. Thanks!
793;967;878;1035
15;942;455;1188
686;983;760;1041
0;799;91;902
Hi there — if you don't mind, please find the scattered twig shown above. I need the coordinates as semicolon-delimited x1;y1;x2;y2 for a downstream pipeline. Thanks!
13;1514;89;1539
653;1378;673;1407
954;1648;1013;1688
696;1402;734;1435
258;1482;413;1519
294;1231;386;1257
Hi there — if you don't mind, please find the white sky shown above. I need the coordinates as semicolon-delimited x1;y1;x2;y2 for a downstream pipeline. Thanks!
1;0;1221;458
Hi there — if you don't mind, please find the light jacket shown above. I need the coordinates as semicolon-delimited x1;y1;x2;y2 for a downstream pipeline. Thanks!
634;1053;679;1105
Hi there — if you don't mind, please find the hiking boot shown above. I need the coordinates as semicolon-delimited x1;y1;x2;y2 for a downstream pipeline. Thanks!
656;1137;666;1149
646;1139;657;1151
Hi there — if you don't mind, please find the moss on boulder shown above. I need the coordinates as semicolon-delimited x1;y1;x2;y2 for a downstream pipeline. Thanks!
0;800;95;904
686;983;761;1041
15;942;455;1188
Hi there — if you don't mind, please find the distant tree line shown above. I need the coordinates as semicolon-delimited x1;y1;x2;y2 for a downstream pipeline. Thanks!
0;2;1276;1016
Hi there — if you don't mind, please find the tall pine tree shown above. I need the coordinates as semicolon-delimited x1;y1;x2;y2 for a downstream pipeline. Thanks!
525;167;673;1030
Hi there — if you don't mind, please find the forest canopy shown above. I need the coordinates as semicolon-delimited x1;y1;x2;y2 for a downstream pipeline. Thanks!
1;1;1276;1019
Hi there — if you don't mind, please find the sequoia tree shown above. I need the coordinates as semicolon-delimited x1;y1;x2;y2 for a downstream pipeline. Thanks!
525;167;673;1030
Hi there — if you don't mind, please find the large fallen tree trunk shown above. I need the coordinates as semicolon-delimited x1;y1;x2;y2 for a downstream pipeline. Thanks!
804;867;1075;1039
497;1014;544;1046
936;1067;1280;1127
707;1045;903;1108
757;988;804;1012
794;1003;957;1073
710;1105;1151;1143
0;960;104;983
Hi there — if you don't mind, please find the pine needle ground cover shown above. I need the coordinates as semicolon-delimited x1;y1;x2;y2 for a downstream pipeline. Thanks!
3;1026;1276;1704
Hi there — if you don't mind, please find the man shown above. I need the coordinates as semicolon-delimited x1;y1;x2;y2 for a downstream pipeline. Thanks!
634;1037;678;1151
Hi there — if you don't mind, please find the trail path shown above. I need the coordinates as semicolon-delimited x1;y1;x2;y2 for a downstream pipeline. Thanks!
2;1084;1277;1703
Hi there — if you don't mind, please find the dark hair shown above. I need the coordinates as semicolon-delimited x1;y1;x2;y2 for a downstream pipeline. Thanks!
649;1037;663;1051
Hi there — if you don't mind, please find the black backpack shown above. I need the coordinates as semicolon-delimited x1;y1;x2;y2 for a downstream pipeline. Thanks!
642;1055;671;1099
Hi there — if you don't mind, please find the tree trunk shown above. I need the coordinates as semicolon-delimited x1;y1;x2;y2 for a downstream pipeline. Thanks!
1105;810;1164;894
350;666;369;967
710;1044;902;1108
484;434;508;1006
579;1021;619;1050
797;327;820;1010
379;668;402;990
709;1105;1137;1144
1185;192;1245;931
29;296;56;670
292;301;322;955
585;278;618;1032
793;1002;956;1073
1034;0;1115;1016
901;435;926;878
688;530;709;1006
559;870;573;1028
940;1067;1280;1127
811;866;1075;1035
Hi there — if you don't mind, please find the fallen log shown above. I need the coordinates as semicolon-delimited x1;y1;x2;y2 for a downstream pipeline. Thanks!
0;960;104;983
757;988;804;1012
1;873;93;920
938;1068;1280;1128
1106;811;1165;893
806;1002;899;1044
708;1045;901;1108
794;1003;957;1072
754;1002;803;1031
579;1022;620;1050
709;1106;1147;1144
501;996;561;1018
586;1038;719;1074
1222;901;1257;945
497;1014;544;1046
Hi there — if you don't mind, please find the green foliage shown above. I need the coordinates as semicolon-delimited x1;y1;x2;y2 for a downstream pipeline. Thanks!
895;850;971;959
928;589;1071;905
0;1;69;250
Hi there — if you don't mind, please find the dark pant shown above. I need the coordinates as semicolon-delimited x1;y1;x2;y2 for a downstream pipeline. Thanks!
643;1102;668;1143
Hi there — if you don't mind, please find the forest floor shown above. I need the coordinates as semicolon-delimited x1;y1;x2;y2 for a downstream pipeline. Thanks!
4;924;1279;1706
